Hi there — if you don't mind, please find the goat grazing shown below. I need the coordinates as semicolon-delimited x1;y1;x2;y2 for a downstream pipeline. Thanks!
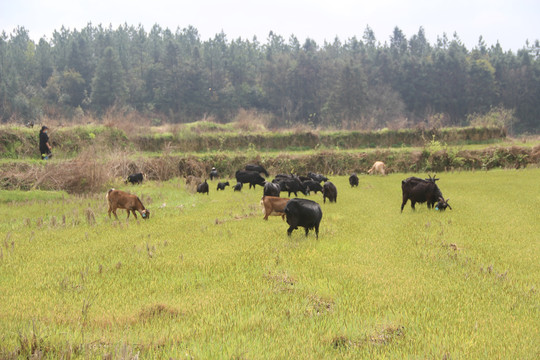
106;189;150;220
197;180;209;195
368;161;386;175
401;174;450;212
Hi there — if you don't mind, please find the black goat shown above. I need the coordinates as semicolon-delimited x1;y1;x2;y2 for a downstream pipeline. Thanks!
217;181;230;191
277;178;308;197
308;172;329;183
126;173;144;185
245;164;269;177
349;173;359;187
263;182;281;197
284;198;323;239
197;180;209;195
236;170;266;189
302;180;323;194
322;182;338;203
400;174;450;212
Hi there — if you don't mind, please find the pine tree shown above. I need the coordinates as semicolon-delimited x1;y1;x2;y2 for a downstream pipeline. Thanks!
91;46;126;111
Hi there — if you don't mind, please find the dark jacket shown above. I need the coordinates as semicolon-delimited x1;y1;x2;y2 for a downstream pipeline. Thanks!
39;131;50;154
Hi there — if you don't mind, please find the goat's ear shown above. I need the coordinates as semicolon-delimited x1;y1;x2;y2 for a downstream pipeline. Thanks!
439;197;444;201
446;198;450;202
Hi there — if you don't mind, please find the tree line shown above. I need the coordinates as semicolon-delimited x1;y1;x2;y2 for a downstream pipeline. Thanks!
1;24;539;132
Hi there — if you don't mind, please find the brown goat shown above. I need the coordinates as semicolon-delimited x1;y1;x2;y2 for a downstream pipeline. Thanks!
261;195;290;220
106;189;150;220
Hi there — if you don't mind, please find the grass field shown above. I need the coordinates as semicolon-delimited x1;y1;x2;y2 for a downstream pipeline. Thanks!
0;170;539;359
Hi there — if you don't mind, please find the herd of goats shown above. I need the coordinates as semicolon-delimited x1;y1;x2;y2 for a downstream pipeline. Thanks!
106;161;451;238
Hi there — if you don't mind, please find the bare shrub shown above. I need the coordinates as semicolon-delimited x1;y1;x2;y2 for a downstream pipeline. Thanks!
40;112;93;127
1;149;179;193
0;162;34;190
177;157;206;178
385;116;411;130
426;113;452;129
102;105;151;138
7;150;112;193
184;175;201;193
142;155;178;181
184;175;200;186
231;109;269;132
530;144;540;162
49;151;109;193
291;123;316;134
468;106;517;130
106;150;140;180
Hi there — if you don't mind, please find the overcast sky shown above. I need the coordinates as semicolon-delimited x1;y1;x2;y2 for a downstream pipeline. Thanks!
1;0;538;52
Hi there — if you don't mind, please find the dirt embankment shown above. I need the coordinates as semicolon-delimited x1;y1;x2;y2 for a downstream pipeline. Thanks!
1;144;539;193
1;125;506;158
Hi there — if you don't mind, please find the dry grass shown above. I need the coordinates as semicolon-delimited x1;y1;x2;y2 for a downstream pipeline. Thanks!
3;143;539;193
330;325;405;350
141;155;179;181
0;146;183;193
263;271;297;293
531;144;540;162
138;304;182;323
1;151;109;193
177;157;207;178
231;109;270;132
184;175;202;192
105;150;141;179
290;123;317;133
102;106;153;138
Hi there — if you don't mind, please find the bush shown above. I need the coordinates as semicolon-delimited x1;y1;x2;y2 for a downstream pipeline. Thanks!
468;106;517;130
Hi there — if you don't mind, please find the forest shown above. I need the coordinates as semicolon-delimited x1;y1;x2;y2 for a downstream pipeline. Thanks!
0;23;539;133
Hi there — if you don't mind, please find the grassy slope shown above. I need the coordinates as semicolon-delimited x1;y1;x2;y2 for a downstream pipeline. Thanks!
0;189;69;203
0;124;521;161
0;171;538;358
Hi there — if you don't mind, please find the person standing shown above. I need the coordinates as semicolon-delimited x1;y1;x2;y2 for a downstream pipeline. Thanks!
39;126;52;160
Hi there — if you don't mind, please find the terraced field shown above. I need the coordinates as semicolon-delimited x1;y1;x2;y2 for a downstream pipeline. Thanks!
1;170;538;358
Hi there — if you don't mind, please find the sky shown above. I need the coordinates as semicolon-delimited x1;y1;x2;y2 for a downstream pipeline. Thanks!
1;0;538;52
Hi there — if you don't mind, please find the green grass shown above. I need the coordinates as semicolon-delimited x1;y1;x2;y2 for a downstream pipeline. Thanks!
0;189;69;203
141;141;523;157
2;138;537;164
2;124;519;160
0;171;539;358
